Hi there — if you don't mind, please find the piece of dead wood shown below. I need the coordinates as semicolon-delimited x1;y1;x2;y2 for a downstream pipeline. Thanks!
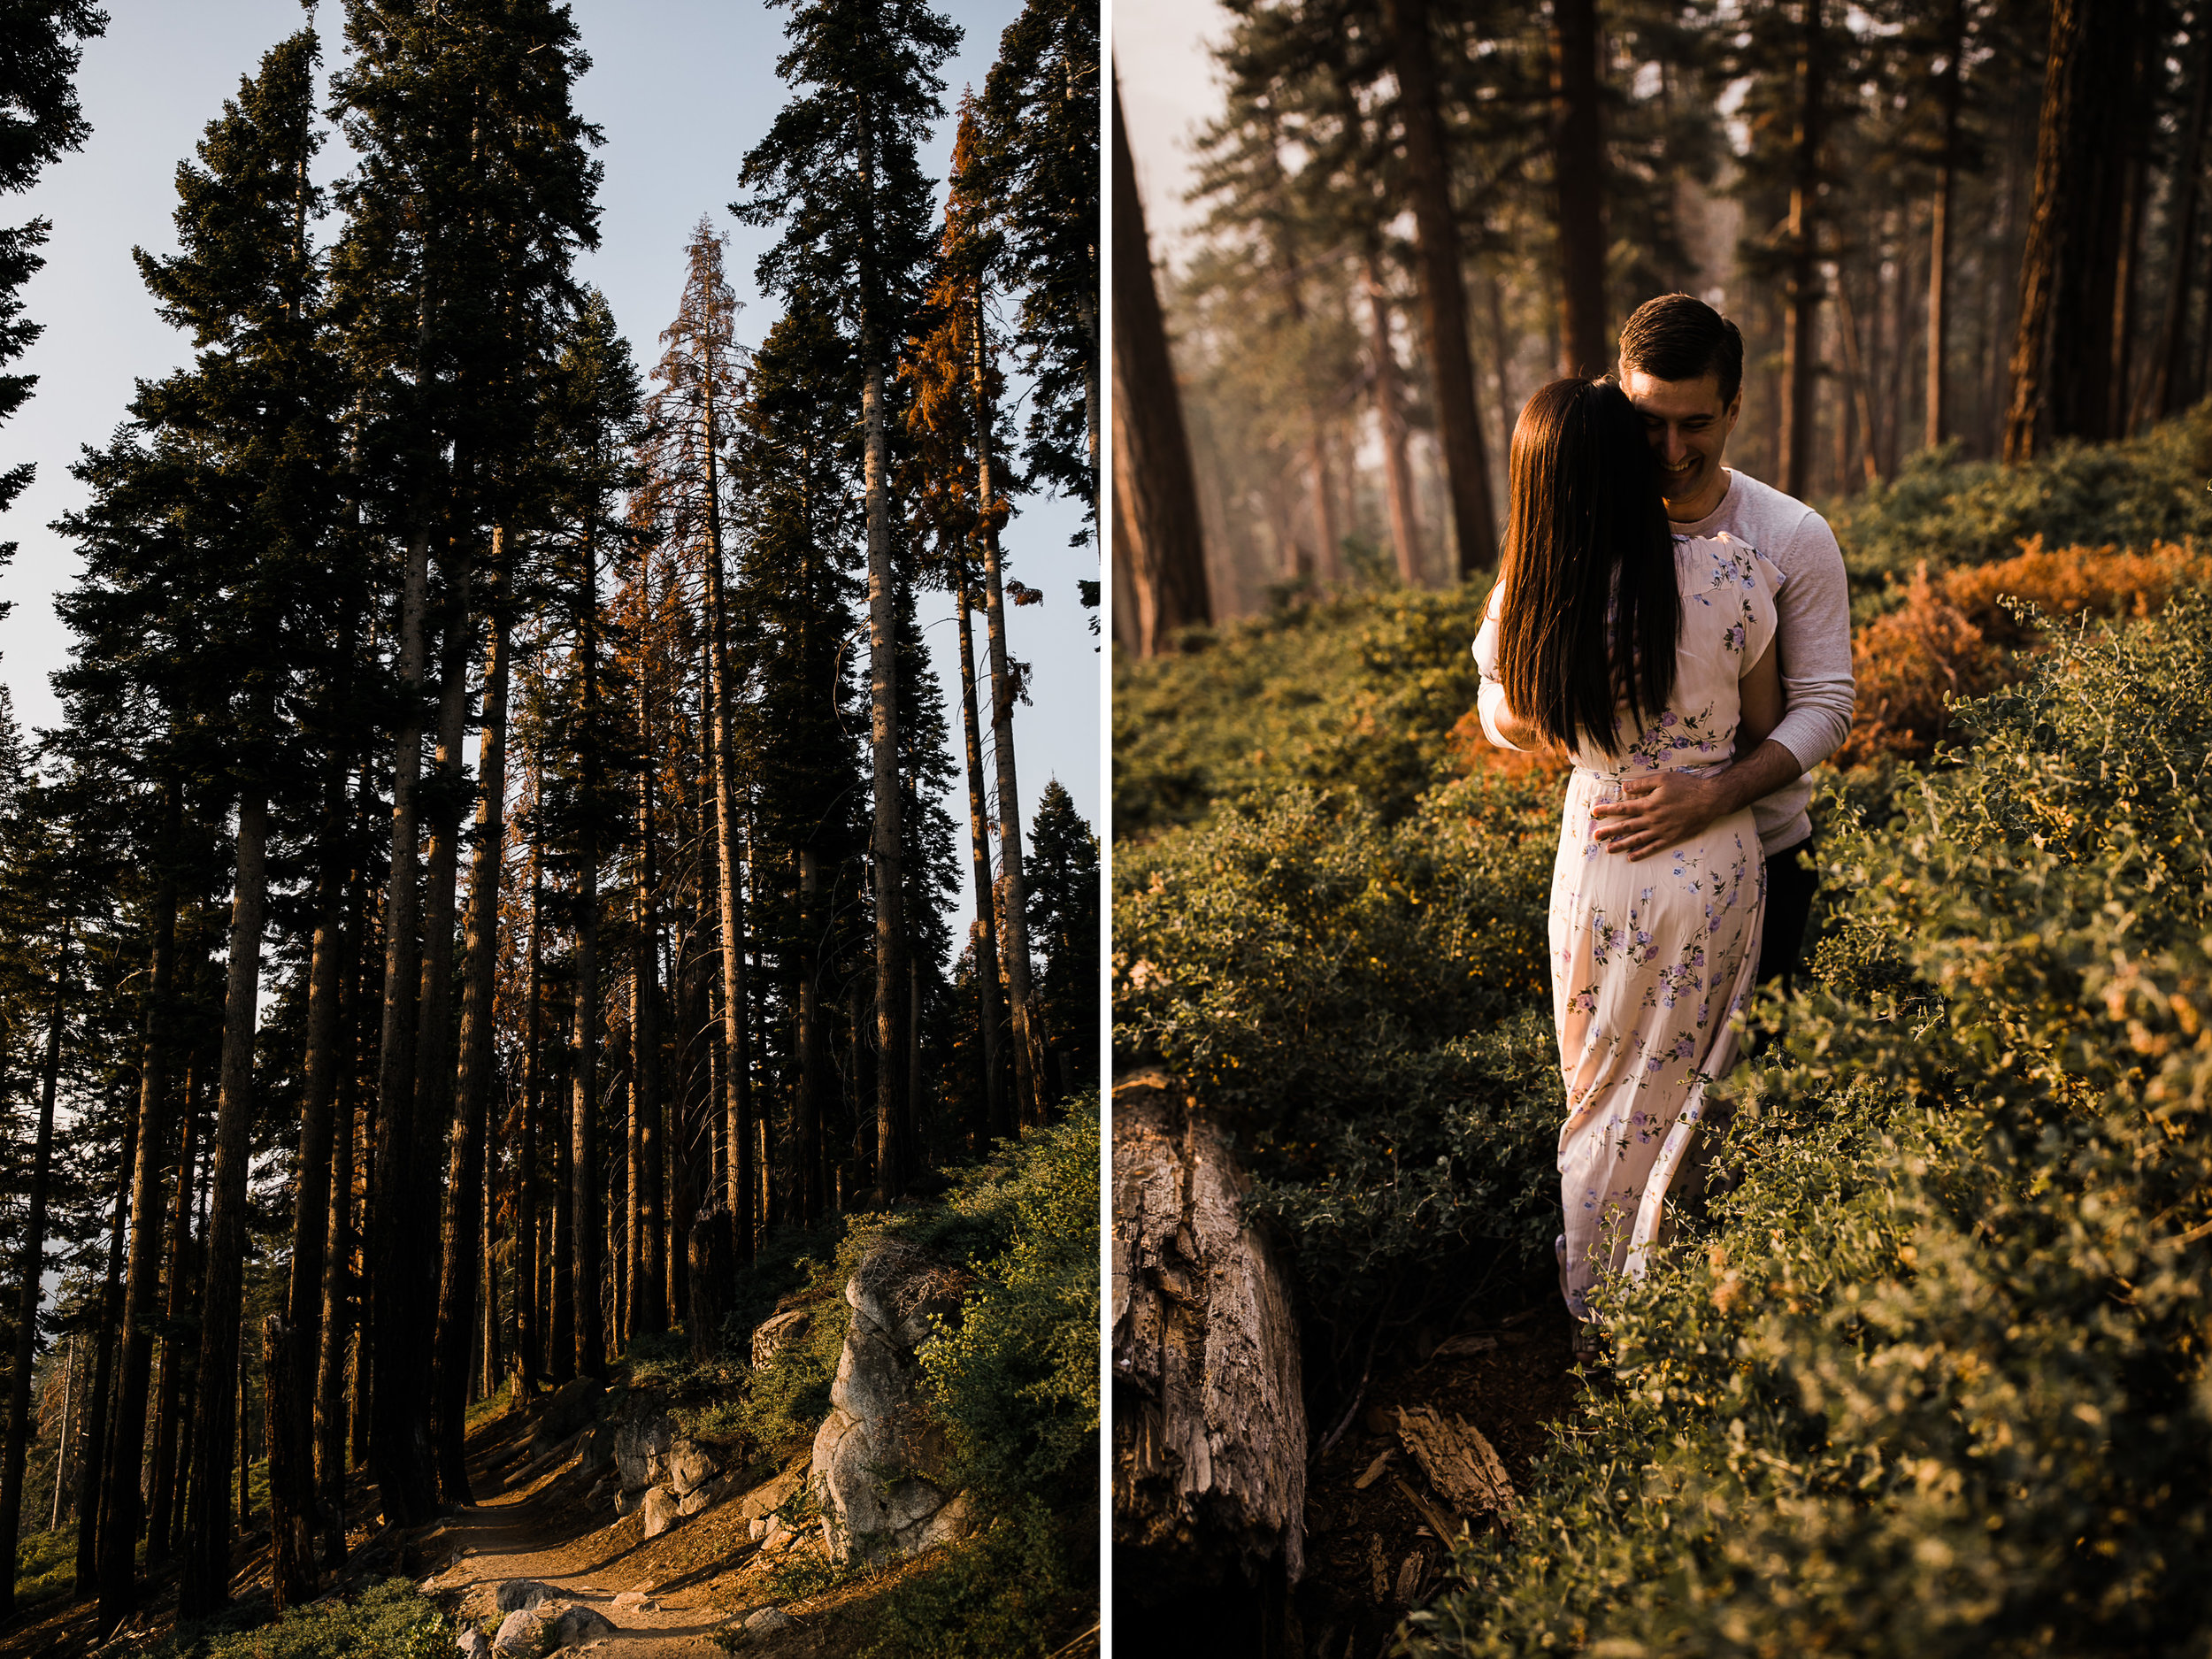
1395;1405;1516;1517
1430;1333;1499;1358
1390;1475;1460;1544
1352;1448;1396;1490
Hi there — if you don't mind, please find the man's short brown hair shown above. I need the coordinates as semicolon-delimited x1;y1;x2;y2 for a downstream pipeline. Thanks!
1618;293;1743;408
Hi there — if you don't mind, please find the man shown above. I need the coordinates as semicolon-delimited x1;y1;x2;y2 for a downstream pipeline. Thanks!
1479;293;1854;987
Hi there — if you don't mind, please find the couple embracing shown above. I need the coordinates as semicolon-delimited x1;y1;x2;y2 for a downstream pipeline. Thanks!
1472;293;1854;1350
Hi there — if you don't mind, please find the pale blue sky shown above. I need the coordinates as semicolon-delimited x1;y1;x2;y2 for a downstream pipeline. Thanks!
0;0;1101;894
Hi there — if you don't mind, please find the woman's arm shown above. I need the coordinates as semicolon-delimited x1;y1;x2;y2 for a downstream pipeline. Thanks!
1736;639;1782;755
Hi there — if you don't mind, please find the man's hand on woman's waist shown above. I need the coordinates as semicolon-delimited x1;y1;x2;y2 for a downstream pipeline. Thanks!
1589;739;1803;862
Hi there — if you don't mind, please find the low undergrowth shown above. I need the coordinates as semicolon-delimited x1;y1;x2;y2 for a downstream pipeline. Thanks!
152;1578;449;1659
1402;593;2212;1654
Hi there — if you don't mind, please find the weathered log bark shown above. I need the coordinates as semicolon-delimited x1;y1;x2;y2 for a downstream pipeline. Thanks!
1111;1075;1305;1600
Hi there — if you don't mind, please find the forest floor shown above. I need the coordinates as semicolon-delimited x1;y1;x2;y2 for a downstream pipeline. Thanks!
1291;1294;1585;1659
0;1392;935;1658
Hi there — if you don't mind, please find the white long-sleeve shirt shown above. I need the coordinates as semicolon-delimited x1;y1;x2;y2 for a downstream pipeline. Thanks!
1475;467;1855;856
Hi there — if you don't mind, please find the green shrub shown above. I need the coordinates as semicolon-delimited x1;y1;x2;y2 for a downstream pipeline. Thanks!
11;1522;73;1609
918;1098;1101;1504
1824;403;2212;588
155;1578;450;1659
1115;776;1562;1339
855;1500;1088;1659
1113;583;1493;839
1403;595;2212;1655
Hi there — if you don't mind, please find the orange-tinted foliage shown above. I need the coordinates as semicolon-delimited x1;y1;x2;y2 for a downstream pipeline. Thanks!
1839;539;2212;766
1446;706;1575;786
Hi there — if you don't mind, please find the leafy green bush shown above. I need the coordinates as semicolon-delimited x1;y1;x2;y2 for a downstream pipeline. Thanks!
918;1098;1101;1503
1824;403;2212;587
1403;595;2212;1655
11;1522;73;1609
855;1500;1088;1659
1115;776;1563;1338
156;1578;449;1659
1113;583;1492;839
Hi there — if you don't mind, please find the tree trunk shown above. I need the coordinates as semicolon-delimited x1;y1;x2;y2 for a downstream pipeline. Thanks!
145;1076;199;1570
1110;68;1211;654
74;1130;132;1599
1363;249;1425;588
1925;0;1963;451
1549;0;1607;377
864;461;906;1188
1112;1076;1308;1601
368;498;436;1523
2004;0;2134;460
0;947;65;1617
952;584;1007;1144
263;1317;314;1611
514;842;543;1396
701;374;757;1269
2149;19;2212;423
1778;0;1825;497
94;780;181;1627
550;956;576;1384
180;785;273;1617
572;537;609;1383
1378;0;1494;573
972;294;1048;1125
434;578;510;1498
316;859;361;1568
632;680;663;1333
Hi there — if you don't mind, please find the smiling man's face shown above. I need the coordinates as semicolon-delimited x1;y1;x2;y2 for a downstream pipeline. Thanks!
1622;368;1740;523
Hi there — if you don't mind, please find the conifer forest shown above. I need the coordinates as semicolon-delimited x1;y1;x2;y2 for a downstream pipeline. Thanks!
1114;0;2208;636
0;0;1101;1648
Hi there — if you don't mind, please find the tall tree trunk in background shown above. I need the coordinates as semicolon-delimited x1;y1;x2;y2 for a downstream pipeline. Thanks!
145;1086;198;1570
1925;0;1963;450
316;864;361;1569
262;1316;312;1609
953;580;1007;1144
972;287;1047;1124
410;562;475;1467
700;367;757;1266
631;655;664;1335
435;572;510;1497
368;495;435;1518
1486;273;1517;467
2005;0;2134;460
95;780;181;1628
1363;248;1425;587
1379;0;1494;573
550;957;576;1383
265;627;356;1604
0;947;66;1617
860;105;909;1201
75;1125;134;1596
2148;20;2212;423
1778;0;1825;497
1835;270;1883;489
180;784;273;1617
1549;0;1607;376
1110;69;1211;653
573;545;608;1381
514;844;543;1395
2108;29;2152;432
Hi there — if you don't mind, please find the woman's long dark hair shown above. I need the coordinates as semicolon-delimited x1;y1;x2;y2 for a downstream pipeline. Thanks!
1495;378;1679;754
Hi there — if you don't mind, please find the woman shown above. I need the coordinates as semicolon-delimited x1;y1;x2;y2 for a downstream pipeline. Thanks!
1473;378;1782;1340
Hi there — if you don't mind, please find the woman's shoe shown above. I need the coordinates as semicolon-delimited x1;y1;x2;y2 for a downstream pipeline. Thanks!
1569;1319;1605;1363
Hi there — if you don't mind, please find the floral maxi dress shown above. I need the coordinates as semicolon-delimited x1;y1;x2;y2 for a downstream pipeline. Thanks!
1474;533;1782;1319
